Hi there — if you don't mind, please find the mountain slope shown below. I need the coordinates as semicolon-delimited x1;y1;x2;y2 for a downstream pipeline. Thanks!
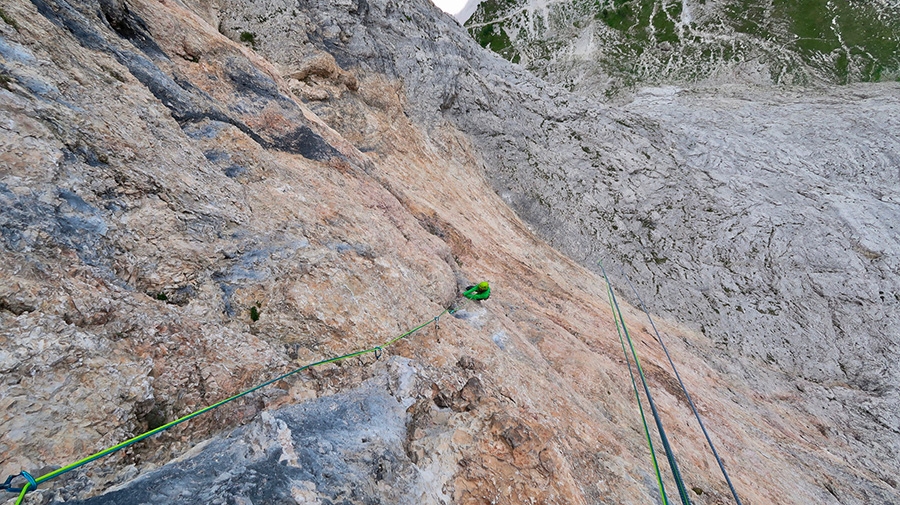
0;0;897;504
466;0;900;95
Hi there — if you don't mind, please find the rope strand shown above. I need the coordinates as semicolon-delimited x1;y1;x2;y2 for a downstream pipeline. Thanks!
618;267;743;505
606;283;670;505
600;262;692;505
6;308;450;505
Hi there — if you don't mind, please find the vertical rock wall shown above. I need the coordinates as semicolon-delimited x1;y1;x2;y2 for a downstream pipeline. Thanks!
0;0;897;503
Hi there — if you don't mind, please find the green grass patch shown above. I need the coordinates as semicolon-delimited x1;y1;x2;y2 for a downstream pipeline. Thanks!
239;31;257;48
471;23;521;63
469;0;521;24
0;7;19;29
597;2;635;31
774;0;900;82
465;0;899;91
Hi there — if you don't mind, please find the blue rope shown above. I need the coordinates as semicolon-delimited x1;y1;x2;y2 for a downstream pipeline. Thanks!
601;261;692;505
618;266;744;505
1;472;37;494
607;283;670;505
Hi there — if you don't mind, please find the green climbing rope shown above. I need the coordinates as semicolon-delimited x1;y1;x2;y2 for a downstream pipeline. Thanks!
617;266;744;505
607;282;670;505
600;261;692;505
4;308;450;505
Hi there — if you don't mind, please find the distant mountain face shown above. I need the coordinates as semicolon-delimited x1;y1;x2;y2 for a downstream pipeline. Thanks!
465;0;900;95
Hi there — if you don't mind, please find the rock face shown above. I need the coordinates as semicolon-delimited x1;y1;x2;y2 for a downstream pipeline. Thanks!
0;0;898;504
60;359;450;505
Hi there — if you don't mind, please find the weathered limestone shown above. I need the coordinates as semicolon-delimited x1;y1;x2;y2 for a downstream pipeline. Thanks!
0;0;897;504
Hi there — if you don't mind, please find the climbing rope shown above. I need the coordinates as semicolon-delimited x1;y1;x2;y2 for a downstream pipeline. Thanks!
600;261;692;505
606;282;670;505
618;267;744;505
2;308;451;504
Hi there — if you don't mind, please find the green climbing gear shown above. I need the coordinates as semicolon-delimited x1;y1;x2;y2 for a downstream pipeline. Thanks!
462;281;491;300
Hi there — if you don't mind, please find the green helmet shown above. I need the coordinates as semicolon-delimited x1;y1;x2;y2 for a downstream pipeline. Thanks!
476;281;490;292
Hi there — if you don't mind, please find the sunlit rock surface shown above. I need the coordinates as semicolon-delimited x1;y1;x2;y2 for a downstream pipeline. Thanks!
0;0;897;504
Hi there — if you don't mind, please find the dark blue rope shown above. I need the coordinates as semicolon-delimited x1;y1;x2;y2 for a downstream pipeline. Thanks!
601;262;692;505
618;266;744;505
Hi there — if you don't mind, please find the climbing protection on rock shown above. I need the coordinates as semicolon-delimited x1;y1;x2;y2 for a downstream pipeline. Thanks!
463;281;491;300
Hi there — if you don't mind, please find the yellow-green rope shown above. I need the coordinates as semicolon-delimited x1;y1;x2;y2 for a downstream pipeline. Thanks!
7;308;449;504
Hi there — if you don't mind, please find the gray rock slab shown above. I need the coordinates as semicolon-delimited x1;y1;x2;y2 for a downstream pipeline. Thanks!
53;366;423;505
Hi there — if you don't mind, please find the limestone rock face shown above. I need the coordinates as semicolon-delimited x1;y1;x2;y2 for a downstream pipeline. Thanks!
0;0;898;504
210;2;899;501
60;360;451;505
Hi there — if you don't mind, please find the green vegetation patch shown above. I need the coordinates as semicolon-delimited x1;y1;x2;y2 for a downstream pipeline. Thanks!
470;0;521;23
591;0;680;44
239;31;257;48
471;23;521;63
465;0;900;91
775;0;900;82
467;0;529;63
0;6;19;29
